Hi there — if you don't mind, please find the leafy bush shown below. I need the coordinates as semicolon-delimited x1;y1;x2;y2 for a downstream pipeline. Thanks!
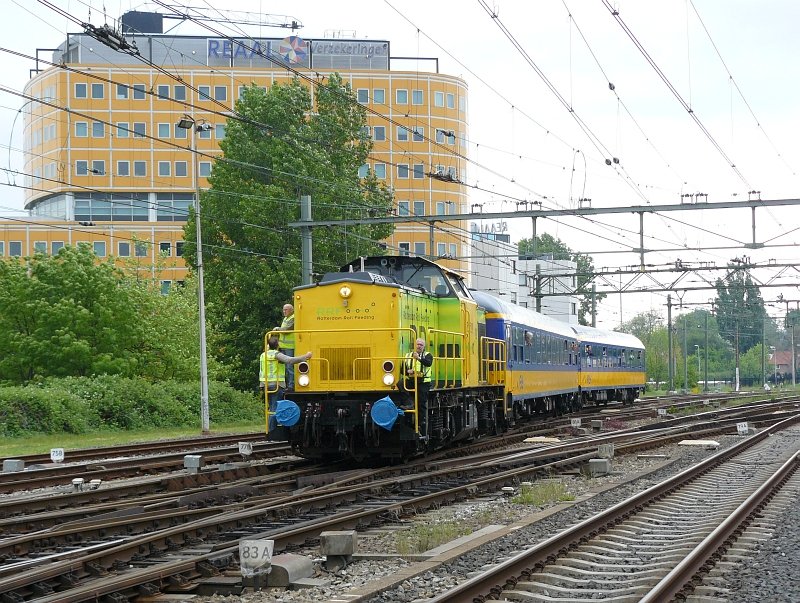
0;386;90;436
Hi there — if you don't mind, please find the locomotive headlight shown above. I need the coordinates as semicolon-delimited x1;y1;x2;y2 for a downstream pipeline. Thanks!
339;285;352;299
383;373;395;386
297;374;310;387
298;361;309;374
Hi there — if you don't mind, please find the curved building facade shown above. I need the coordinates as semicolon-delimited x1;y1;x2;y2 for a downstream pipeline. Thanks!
9;18;470;288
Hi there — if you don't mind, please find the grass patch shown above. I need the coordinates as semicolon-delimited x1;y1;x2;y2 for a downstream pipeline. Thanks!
395;521;472;555
0;421;262;458
511;481;575;506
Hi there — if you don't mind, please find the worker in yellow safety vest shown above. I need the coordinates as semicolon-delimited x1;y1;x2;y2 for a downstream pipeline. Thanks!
397;337;433;434
273;303;296;390
260;335;310;434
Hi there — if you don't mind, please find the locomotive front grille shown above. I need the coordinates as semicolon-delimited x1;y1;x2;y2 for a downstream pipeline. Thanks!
319;346;372;381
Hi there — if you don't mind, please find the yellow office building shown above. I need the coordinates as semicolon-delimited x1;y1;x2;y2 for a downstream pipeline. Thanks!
4;12;469;287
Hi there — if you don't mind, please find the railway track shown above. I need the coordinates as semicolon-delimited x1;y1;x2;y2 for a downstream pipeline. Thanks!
427;414;800;602
1;399;797;601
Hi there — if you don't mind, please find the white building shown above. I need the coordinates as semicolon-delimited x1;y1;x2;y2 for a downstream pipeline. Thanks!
468;225;579;324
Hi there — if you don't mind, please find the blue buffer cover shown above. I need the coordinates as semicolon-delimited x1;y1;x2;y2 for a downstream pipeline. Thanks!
275;399;301;426
371;396;404;430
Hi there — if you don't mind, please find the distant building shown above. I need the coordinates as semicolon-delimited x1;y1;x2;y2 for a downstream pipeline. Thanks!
2;12;470;286
469;224;579;324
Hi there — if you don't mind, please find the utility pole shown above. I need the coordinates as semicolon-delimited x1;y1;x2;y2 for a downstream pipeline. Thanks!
300;195;313;285
667;294;673;392
735;321;740;392
683;317;688;392
704;311;709;392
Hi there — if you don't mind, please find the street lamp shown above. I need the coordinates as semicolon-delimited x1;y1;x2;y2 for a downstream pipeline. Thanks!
176;114;212;434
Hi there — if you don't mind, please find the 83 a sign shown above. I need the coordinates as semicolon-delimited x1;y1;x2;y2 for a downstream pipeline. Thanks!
239;539;274;577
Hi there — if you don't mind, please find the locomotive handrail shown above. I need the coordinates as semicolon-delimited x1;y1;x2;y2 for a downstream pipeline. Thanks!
480;336;506;386
428;328;465;389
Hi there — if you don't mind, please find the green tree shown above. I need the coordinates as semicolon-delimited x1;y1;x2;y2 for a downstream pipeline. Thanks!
185;77;394;388
0;245;210;384
739;343;765;386
518;233;604;325
714;265;767;354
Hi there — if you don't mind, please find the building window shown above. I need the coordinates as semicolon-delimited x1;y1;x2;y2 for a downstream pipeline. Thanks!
434;91;444;107
413;164;424;179
0;241;4;256
9;241;22;256
413;200;425;215
156;193;194;222
118;241;130;257
158;161;171;177
116;122;130;138
360;125;370;139
396;89;408;104
158;123;170;138
397;164;409;178
75;122;88;137
214;86;227;101
435;129;445;144
176;241;185;257
358;164;369;178
446;92;455;109
374;163;386;178
133;84;146;100
572;302;577;316
116;84;128;99
174;125;187;139
34;241;47;254
159;242;172;256
135;242;148;257
414;242;425;256
134;161;147;177
157;84;170;99
399;242;410;256
93;241;106;257
449;243;457;258
412;126;424;142
198;126;211;139
51;241;64;255
373;126;386;141
76;160;88;176
91;83;104;99
174;85;186;101
199;85;211;100
447;166;457;180
199;161;212;177
91;160;105;175
117;161;129;176
357;88;369;103
175;161;188;177
412;89;423;105
92;122;104;138
397;126;409;142
436;201;445;215
373;89;385;104
133;122;146;138
215;124;226;139
161;281;172;295
75;83;87;98
437;242;447;256
397;201;409;216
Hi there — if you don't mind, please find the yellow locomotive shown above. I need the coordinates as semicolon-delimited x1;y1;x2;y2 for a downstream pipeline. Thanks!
266;255;644;461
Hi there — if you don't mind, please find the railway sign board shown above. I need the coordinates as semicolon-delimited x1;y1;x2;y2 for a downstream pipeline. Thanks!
238;441;254;457
50;448;65;463
657;408;667;417
239;539;274;577
570;418;581;428
736;422;751;435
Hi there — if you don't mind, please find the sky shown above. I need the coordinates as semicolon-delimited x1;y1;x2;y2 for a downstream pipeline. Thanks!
3;0;800;330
